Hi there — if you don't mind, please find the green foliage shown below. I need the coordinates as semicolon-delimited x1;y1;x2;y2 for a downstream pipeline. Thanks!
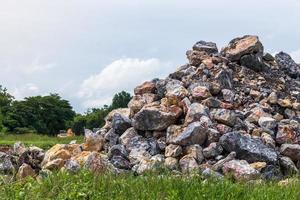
71;91;132;135
3;94;75;135
0;171;299;200
0;85;14;133
0;133;84;149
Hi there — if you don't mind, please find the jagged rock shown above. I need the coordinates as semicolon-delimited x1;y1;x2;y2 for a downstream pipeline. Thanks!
0;152;15;174
276;124;298;144
211;109;236;127
249;162;266;171
222;89;235;103
111;113;132;135
275;52;299;78
222;160;260;181
280;144;300;162
83;152;105;173
184;103;209;125
43;158;65;170
212;151;236;171
16;163;35;180
191;86;211;100
240;54;267;72
104;129;119;146
202;168;223;179
179;154;199;173
192;40;218;54
166;122;207;146
134;154;164;174
186;50;210;66
279;156;299;175
221;35;263;61
203;143;223;159
261;133;276;148
133;105;182;131
165;144;182;157
83;130;105;152
258;117;277;130
134;81;156;95
165;79;189;104
220;132;278;164
185;144;204;163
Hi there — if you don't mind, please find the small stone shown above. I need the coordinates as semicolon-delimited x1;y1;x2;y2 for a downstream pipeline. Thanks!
165;144;182;157
261;132;276;148
249;162;267;171
268;92;278;104
258;117;277;130
192;86;212;100
222;89;235;102
276;124;298;144
212;109;236;127
203;143;223;159
222;160;260;181
246;107;271;123
13;142;27;155
0;153;15;175
16;163;35;180
278;99;292;108
184;103;209;125
292;103;300;111
83;130;105;152
164;157;179;170
186;50;210;66
261;165;283;181
212;151;236;171
185;144;204;163
179;155;199;173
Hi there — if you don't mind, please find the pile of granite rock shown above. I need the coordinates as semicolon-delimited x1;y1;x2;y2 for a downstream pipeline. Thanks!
1;35;300;182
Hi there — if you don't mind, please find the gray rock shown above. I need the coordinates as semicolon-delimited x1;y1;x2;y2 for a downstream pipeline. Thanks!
112;113;132;135
222;89;235;103
167;122;207;146
203;143;223;159
258;117;277;130
275;52;299;78
133;106;181;131
240;54;267;72
279;156;299;175
0;152;15;175
179;155;199;173
184;103;209;125
108;144;128;159
261;165;283;181
192;40;218;54
220;132;278;164
164;157;179;170
212;151;236;171
104;129;119;146
279;144;300;162
202;168;223;179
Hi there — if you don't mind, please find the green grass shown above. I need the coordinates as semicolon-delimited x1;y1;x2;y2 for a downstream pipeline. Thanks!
0;171;299;200
0;133;84;149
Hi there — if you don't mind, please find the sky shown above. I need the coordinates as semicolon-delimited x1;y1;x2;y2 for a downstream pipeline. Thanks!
1;0;300;113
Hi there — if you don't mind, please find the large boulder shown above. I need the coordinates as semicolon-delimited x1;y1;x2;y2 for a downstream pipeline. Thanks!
0;152;15;174
221;35;263;61
220;132;278;164
133;105;182;131
111;113;132;135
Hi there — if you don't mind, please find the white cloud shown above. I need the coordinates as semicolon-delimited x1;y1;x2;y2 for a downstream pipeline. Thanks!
78;58;174;108
11;83;40;99
290;50;300;63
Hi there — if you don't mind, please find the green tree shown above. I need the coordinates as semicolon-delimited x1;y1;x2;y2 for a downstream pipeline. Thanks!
0;85;14;132
111;91;132;110
4;94;75;135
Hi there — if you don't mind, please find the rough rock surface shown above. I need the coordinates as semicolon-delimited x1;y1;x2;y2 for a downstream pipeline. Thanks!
3;35;300;182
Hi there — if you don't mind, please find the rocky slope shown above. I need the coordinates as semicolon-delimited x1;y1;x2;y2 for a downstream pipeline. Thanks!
1;35;300;182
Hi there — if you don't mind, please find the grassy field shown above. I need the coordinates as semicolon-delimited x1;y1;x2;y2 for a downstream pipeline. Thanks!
0;171;299;200
0;133;84;149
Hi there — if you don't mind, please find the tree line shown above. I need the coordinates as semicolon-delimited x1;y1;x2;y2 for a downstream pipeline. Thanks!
0;85;131;135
